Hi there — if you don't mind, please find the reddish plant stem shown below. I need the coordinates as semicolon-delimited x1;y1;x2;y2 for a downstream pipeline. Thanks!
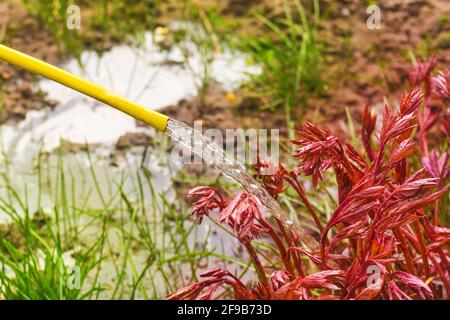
275;218;305;277
428;253;450;297
260;219;295;276
286;174;323;233
400;226;440;298
356;238;363;260
437;249;450;273
419;217;450;273
419;131;429;158
418;99;430;158
433;199;440;226
412;221;431;279
393;227;417;275
243;241;268;289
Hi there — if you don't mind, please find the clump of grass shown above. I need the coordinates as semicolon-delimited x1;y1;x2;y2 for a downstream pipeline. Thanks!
240;0;324;136
21;0;85;60
170;4;231;107
20;0;163;60
0;183;103;299
0;140;239;299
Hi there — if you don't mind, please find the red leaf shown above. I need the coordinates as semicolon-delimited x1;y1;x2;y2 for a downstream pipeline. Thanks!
394;271;433;299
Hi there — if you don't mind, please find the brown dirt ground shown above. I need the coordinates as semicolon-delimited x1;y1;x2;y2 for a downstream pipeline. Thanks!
315;0;450;138
160;0;450;142
0;2;61;122
1;0;449;141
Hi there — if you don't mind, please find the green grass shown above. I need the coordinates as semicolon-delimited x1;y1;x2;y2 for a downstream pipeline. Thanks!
20;0;163;61
238;0;324;136
19;0;325;132
170;3;233;107
0;142;243;299
170;0;325;136
20;0;85;61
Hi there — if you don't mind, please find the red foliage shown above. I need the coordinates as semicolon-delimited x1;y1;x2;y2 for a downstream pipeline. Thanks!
170;61;449;300
218;192;270;241
252;157;287;199
432;70;450;99
187;186;227;224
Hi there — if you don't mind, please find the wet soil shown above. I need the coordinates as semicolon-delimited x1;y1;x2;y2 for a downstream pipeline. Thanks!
0;2;61;123
159;0;450;141
313;0;450;138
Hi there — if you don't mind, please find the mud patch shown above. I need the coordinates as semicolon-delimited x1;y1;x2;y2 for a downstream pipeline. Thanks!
0;2;62;124
159;0;450;142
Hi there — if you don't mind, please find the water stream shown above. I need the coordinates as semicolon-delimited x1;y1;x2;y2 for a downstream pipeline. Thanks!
165;119;318;249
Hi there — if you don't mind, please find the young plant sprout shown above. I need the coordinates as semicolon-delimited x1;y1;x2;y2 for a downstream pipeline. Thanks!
169;59;449;300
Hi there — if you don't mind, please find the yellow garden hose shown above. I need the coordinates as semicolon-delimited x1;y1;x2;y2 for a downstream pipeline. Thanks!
0;44;169;132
